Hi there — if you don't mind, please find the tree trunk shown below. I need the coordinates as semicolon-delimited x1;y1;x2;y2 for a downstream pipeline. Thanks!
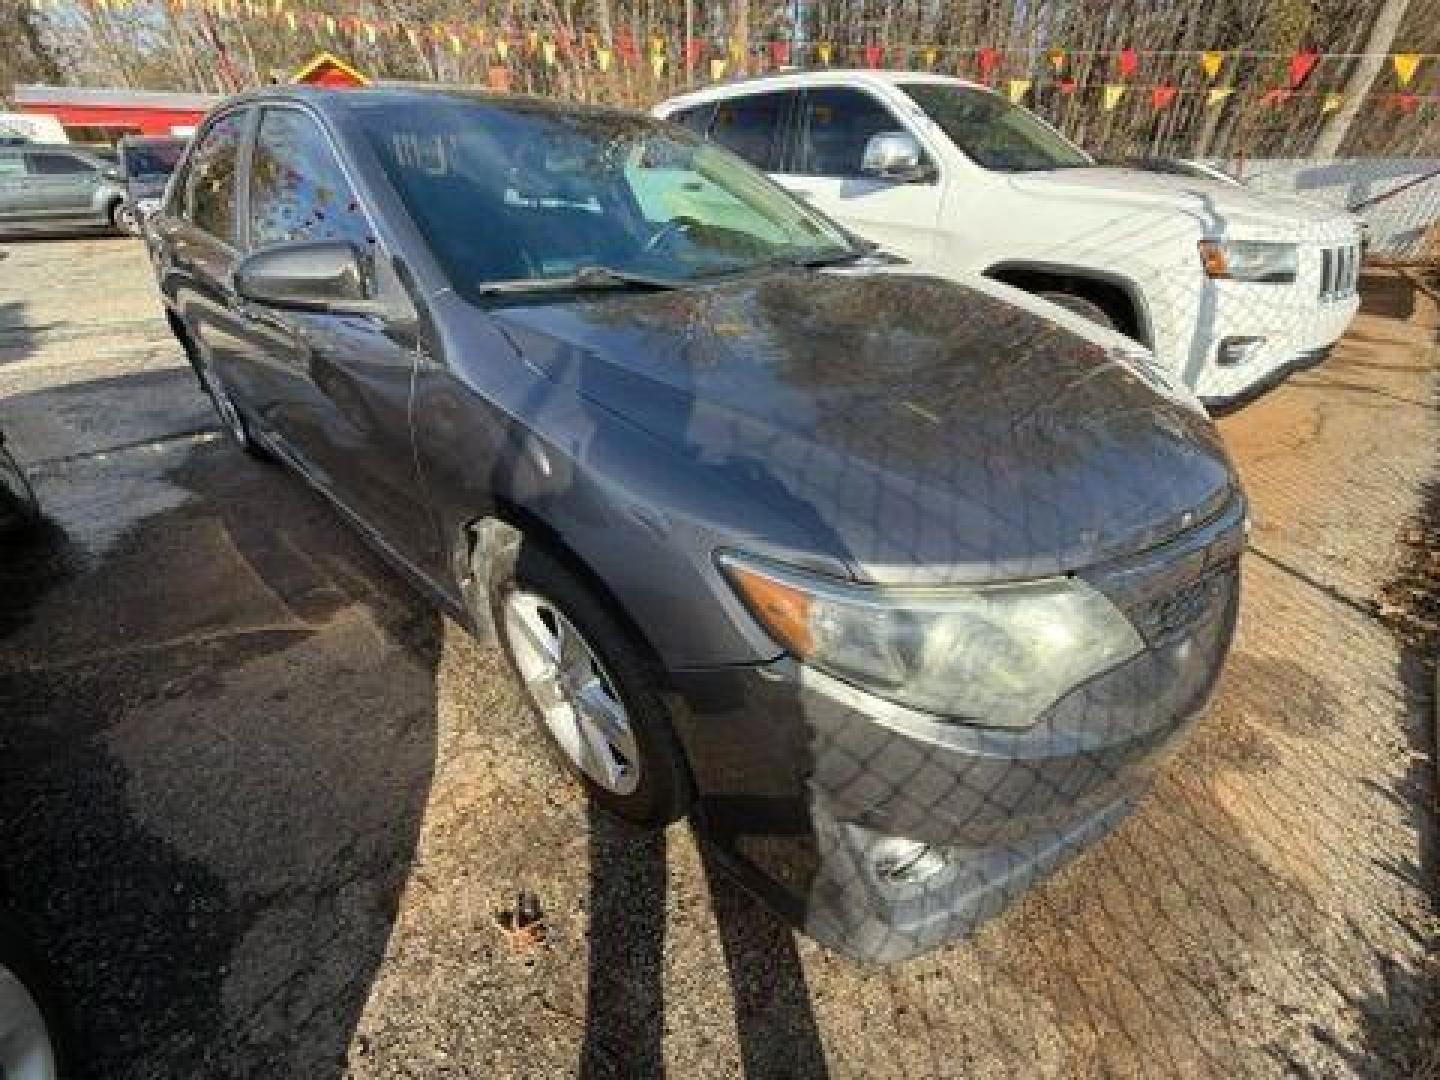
1312;0;1410;158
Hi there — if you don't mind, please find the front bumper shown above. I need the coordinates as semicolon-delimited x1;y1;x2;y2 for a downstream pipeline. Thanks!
671;496;1245;963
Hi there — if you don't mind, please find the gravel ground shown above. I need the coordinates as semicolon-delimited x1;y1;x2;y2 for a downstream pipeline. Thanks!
0;237;1435;1079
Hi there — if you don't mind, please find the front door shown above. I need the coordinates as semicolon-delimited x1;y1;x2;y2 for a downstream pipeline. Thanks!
773;86;943;261
238;104;435;569
22;150;101;216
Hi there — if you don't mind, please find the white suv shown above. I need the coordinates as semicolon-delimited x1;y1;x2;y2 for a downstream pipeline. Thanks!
656;71;1363;409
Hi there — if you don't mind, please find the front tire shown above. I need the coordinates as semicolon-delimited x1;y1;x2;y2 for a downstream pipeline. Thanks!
109;199;140;236
487;534;691;829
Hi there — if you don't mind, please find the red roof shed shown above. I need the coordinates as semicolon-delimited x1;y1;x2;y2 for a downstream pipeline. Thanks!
13;84;220;139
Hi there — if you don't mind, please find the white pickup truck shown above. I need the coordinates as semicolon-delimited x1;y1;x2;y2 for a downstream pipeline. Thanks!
655;71;1363;409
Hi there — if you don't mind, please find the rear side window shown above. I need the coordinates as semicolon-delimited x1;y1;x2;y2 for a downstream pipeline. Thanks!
795;87;907;177
184;110;247;244
708;91;794;172
26;152;94;176
248;108;372;250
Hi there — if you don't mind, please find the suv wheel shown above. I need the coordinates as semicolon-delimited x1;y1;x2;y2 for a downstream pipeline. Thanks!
487;535;691;829
110;200;140;236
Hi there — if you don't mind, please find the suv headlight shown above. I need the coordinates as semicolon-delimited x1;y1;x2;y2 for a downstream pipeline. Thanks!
720;553;1144;729
1198;239;1298;283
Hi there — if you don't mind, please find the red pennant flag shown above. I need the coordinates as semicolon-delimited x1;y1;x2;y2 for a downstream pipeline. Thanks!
1058;78;1078;95
770;40;790;68
1395;92;1420;113
683;38;703;66
863;45;883;68
977;47;1001;81
616;31;637;63
1259;87;1292;108
1117;48;1138;79
1151;84;1178;109
1288;49;1319;89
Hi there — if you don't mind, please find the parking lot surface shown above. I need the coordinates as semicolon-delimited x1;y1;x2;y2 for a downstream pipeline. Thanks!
0;237;1435;1079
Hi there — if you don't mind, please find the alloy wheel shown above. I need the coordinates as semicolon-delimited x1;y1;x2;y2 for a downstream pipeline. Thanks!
504;590;641;796
0;961;58;1080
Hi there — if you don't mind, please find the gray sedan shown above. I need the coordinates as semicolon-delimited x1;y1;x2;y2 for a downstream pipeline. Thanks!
146;86;1244;963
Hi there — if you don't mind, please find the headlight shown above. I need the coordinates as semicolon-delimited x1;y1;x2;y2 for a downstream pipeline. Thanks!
719;553;1144;729
1198;239;1298;282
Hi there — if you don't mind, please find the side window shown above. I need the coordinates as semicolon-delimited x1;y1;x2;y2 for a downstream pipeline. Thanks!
26;152;95;176
667;103;714;136
185;110;246;244
795;87;908;178
708;91;794;172
248;108;372;250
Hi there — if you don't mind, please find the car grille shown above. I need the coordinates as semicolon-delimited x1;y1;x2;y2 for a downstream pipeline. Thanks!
1319;242;1360;302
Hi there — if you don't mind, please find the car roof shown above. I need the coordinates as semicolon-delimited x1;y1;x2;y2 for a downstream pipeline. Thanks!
657;68;988;108
217;83;655;125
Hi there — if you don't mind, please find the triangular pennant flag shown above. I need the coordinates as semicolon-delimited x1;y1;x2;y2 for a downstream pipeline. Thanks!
1117;48;1138;79
542;38;556;66
683;38;703;66
863;45;883;68
1395;92;1419;113
1392;53;1421;86
650;52;664;78
1201;51;1224;81
1207;85;1235;107
1103;84;1126;110
769;40;790;67
1047;48;1065;73
1151;84;1178;109
816;42;832;65
527;30;539;54
448;32;462;54
1322;91;1343;113
324;14;335;35
495;37;509;61
597;47;612;71
1008;78;1031;103
709;56;725;80
284;10;294;30
1288;49;1318;89
977;47;1000;81
1058;78;1077;94
487;65;509;91
922;47;938;69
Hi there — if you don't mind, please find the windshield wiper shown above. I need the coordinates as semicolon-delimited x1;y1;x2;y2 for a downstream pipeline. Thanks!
478;264;680;295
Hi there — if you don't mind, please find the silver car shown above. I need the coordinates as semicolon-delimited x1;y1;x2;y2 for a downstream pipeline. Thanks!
0;143;134;234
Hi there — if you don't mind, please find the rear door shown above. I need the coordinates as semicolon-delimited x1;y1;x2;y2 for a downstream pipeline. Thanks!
238;104;432;564
780;86;943;258
22;149;102;215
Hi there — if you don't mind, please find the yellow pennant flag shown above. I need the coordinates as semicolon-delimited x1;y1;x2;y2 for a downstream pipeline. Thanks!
1047;48;1065;72
1007;78;1031;103
922;47;938;69
1206;85;1234;107
816;42;832;65
729;39;744;63
496;38;509;61
1322;92;1343;113
543;39;557;66
1201;51;1224;81
365;22;377;44
1393;53;1421;86
324;14;336;35
651;52;665;78
709;56;726;80
450;32;462;55
284;9;295;30
597;47;612;72
1102;84;1125;110
526;30;539;53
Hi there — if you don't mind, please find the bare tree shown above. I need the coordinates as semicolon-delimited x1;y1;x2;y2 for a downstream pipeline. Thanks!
1312;0;1412;157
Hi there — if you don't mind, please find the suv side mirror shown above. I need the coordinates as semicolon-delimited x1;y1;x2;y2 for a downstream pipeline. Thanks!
860;131;928;182
235;240;379;315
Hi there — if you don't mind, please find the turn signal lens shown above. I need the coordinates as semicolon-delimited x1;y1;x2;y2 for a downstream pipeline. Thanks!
1198;240;1229;277
723;560;815;656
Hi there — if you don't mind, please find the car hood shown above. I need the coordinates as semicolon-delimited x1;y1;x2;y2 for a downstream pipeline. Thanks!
492;269;1237;585
1008;167;1351;239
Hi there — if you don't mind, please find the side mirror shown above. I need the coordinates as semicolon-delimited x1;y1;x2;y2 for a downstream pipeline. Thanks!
860;131;929;182
234;240;377;315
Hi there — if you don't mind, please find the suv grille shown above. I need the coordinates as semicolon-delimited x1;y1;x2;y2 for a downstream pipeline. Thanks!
1319;242;1360;302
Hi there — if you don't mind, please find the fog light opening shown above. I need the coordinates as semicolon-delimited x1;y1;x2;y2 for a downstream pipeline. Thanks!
1217;336;1265;367
871;838;949;886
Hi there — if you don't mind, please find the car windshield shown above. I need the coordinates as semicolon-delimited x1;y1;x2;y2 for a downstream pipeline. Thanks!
900;83;1092;173
350;95;857;299
122;140;185;178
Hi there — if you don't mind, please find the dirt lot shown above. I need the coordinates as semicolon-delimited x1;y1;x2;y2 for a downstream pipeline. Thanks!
0;236;1435;1080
